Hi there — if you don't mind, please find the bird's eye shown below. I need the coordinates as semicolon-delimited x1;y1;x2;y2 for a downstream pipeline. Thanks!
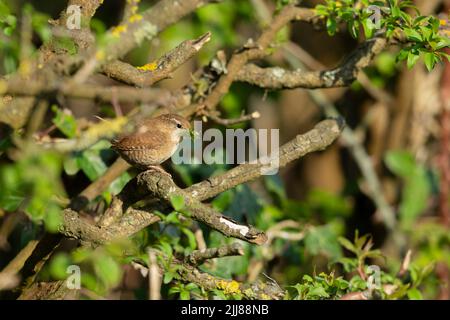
176;123;182;129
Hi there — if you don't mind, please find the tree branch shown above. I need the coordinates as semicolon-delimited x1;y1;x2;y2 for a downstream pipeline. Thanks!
57;118;343;246
185;243;244;265
234;36;387;89
102;32;211;87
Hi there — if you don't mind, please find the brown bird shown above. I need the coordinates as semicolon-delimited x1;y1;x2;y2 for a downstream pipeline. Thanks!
111;113;192;171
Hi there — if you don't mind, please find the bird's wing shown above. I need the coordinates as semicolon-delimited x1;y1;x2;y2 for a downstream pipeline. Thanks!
111;129;168;151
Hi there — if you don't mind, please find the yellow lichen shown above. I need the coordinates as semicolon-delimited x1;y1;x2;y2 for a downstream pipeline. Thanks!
216;280;241;295
111;24;128;38
129;14;143;23
96;49;105;61
260;293;271;300
18;60;32;76
137;61;158;72
0;80;7;95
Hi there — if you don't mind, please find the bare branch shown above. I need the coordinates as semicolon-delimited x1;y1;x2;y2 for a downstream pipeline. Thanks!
1;79;170;104
187;118;344;200
201;111;261;126
185;243;245;266
235;36;387;89
102;32;211;87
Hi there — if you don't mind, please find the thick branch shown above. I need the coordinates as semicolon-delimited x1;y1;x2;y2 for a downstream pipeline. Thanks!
187;118;344;200
57;118;343;246
235;36;387;89
178;262;285;299
136;171;268;245
197;5;317;112
102;32;211;87
1;79;170;104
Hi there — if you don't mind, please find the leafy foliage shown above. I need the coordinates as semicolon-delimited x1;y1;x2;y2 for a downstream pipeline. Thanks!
315;0;449;69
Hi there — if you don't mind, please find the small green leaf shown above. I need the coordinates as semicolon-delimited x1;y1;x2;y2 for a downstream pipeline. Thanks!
423;52;436;71
63;156;80;176
163;272;175;284
326;17;337;36
385;151;415;177
94;254;122;288
361;18;376;39
44;205;62;233
165;212;181;224
338;237;357;254
407;51;420;69
180;290;190;300
308;285;330;298
76;149;108;181
407;288;423;300
348;20;359;39
315;5;329;17
51;105;77;138
170;195;185;211
49;253;71;280
181;227;197;250
403;28;422;42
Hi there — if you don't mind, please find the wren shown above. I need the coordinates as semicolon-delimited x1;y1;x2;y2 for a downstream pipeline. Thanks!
111;113;192;170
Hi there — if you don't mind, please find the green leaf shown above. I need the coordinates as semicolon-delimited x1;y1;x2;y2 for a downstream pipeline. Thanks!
407;288;423;300
185;283;199;291
107;171;132;195
51;105;77;138
181;227;197;250
326;17;337;36
94;254;122;288
391;6;401;18
385;151;431;227
361;18;376;39
423;52;436;71
170;194;185;211
163;272;175;284
315;5;329;17
304;224;342;260
158;241;173;257
49;253;71;280
348;20;359;39
165;211;180;224
76;149;108;181
63;156;80;176
308;285;330;298
385;150;416;177
376;52;397;77
435;38;450;50
303;274;314;283
180;290;190;300
403;28;422;42
406;51;420;69
397;48;409;61
338;237;357;254
0;193;24;211
44;205;62;233
399;168;430;227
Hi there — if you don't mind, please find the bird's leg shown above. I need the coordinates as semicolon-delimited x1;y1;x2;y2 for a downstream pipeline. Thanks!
146;165;172;179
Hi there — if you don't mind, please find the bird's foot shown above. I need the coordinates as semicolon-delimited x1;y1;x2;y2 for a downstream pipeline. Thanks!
146;165;172;179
